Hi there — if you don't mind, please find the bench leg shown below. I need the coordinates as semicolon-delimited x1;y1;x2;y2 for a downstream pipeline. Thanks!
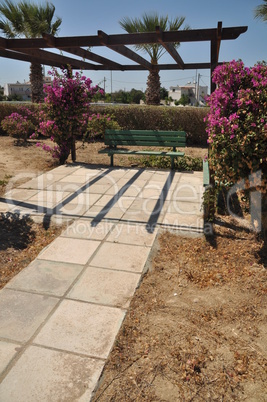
110;154;114;167
171;156;174;170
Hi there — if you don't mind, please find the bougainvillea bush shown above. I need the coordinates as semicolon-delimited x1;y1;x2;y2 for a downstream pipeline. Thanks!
35;67;102;164
205;60;267;191
1;109;35;142
205;60;267;237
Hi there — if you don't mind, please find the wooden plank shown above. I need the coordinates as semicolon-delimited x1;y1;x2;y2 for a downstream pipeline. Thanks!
13;48;97;70
98;30;153;70
156;26;184;69
1;26;247;50
104;143;186;148
105;137;186;141
106;130;186;135
104;138;186;143
42;34;123;70
99;149;185;156
104;136;186;142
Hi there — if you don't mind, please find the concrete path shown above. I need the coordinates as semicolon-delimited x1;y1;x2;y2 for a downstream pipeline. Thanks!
0;165;204;401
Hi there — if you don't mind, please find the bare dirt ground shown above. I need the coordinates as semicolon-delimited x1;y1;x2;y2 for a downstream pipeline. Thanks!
0;135;266;401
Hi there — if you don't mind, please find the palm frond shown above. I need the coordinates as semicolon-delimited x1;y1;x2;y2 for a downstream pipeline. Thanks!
0;0;61;37
0;0;24;35
254;0;267;21
119;12;189;63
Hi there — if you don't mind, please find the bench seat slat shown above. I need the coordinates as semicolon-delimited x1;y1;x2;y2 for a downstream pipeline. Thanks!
105;141;186;147
99;149;185;156
106;130;185;135
105;134;186;138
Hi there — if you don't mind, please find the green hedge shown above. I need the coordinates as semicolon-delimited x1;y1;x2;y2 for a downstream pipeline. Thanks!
0;103;209;145
90;105;209;146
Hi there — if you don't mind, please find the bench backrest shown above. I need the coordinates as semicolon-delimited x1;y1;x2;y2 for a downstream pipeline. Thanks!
104;130;186;148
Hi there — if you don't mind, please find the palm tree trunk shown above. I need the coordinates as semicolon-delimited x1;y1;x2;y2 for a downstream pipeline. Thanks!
30;63;44;103
146;69;161;105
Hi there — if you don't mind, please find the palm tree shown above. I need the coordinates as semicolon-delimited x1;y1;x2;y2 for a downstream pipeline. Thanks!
254;0;267;21
0;0;62;102
119;13;189;105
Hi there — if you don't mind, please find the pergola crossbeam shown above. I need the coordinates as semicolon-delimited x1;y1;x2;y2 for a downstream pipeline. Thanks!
42;33;123;70
12;47;98;70
0;48;63;68
98;30;153;70
156;26;184;69
0;25;247;50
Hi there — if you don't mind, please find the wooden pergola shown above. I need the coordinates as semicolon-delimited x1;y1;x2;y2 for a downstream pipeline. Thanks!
0;21;247;93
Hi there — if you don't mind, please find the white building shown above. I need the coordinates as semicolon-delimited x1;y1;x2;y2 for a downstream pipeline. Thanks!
168;81;208;106
4;76;52;101
4;81;31;101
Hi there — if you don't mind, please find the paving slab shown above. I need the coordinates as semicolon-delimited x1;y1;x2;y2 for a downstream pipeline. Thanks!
6;260;83;297
90;242;151;273
0;345;105;402
4;188;38;201
34;299;125;358
67;266;141;308
38;237;100;265
84;205;125;221
0;340;20;376
0;201;11;212
62;219;114;240
167;200;203;215
163;212;204;232
107;223;158;246
17;173;67;190
0;289;58;343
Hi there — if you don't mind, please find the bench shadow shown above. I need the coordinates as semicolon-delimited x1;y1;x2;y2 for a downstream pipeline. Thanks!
90;169;144;226
146;171;175;233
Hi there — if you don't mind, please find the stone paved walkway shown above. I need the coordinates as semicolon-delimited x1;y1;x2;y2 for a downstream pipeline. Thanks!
0;165;204;401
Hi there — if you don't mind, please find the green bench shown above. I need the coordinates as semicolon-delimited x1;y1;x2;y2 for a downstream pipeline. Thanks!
98;129;186;169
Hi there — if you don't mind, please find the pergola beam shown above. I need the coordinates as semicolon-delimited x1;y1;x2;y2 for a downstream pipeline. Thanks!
0;26;247;50
12;47;99;70
0;48;65;68
42;33;123;70
98;30;153;70
156;26;184;69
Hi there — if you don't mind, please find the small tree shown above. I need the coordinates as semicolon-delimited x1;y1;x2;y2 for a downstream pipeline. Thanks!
176;94;190;106
36;67;101;164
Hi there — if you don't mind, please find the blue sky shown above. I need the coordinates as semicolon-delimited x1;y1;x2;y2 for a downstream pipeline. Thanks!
0;0;266;93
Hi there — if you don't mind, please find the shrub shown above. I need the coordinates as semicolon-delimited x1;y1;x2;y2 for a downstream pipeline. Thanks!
134;155;203;171
1;111;34;142
0;103;39;135
85;113;121;140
